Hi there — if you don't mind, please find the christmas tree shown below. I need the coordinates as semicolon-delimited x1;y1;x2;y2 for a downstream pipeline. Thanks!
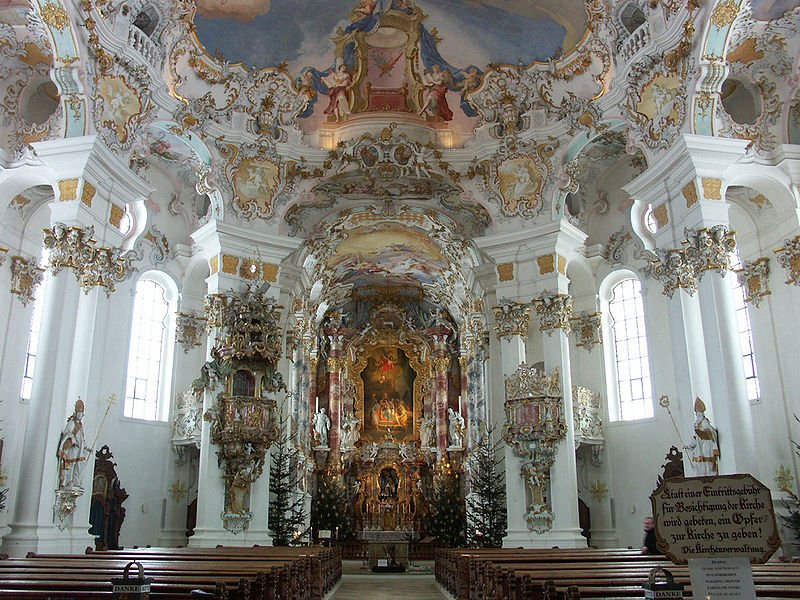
465;426;507;548
268;412;307;546
311;471;351;540
425;461;466;548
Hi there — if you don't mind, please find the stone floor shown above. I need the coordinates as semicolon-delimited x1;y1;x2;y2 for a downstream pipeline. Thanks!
329;561;448;599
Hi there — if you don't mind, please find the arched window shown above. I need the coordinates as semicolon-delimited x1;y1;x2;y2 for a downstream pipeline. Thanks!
20;266;48;402
730;254;761;403
604;276;654;421
124;275;176;421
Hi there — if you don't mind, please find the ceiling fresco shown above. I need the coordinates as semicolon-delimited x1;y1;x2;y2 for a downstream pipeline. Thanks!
749;0;800;21
327;221;447;288
189;0;581;131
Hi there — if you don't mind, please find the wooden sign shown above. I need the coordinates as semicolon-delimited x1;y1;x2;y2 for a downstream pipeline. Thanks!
650;474;780;564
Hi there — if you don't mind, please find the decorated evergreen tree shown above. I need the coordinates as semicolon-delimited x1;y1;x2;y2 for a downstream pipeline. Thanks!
311;471;351;540
425;461;466;548
465;426;507;548
268;413;307;546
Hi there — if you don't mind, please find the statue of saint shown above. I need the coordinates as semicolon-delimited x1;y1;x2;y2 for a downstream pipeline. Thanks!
448;407;465;448
340;413;361;449
313;407;331;447
57;399;87;489
684;397;720;476
420;415;436;448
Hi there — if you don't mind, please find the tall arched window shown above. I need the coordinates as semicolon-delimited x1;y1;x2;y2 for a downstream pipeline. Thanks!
730;253;761;403
605;276;654;421
20;266;48;402
124;275;175;421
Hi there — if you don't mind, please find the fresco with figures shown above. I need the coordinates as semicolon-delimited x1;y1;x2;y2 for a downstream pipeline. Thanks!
327;221;447;288
191;0;577;134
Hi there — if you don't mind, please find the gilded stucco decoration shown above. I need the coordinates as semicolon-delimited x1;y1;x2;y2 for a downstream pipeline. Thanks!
176;312;207;353
42;223;138;295
682;225;736;276
201;284;284;533
216;140;285;220
735;257;771;307
532;291;573;335
503;364;566;533
716;9;798;153
172;389;203;447
572;385;604;465
571;312;602;351
622;17;694;152
96;75;145;146
641;247;698;298
492;300;531;340
0;19;60;159
774;235;800;286
467;137;558;218
10;256;45;306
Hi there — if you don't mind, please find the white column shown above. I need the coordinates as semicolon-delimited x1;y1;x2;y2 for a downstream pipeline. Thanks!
542;328;584;547
697;272;757;475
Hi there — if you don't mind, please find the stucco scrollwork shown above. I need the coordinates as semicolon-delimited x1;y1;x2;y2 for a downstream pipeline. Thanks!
774;235;800;286
682;225;736;276
10;256;45;306
492;300;531;340
532;291;573;335
734;257;771;307
571;312;602;351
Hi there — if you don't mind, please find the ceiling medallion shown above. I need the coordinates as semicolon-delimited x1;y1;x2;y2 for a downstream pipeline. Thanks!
710;0;740;29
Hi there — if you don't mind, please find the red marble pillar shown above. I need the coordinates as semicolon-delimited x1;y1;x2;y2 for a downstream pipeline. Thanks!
327;333;345;456
432;336;451;459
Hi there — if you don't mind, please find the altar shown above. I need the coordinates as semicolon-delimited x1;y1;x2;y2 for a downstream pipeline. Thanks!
360;530;414;570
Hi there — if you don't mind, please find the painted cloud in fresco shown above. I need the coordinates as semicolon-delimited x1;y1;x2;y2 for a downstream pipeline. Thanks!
749;0;800;20
193;0;566;72
196;0;271;22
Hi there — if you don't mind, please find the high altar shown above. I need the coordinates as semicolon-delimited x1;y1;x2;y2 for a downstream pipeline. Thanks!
308;300;468;541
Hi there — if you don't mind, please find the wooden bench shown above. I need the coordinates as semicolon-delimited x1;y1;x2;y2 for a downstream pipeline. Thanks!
0;545;342;599
436;547;800;600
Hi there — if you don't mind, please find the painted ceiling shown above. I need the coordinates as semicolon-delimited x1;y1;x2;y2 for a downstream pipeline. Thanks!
192;0;579;74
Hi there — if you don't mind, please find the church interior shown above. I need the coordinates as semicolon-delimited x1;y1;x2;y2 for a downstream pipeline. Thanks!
1;0;800;568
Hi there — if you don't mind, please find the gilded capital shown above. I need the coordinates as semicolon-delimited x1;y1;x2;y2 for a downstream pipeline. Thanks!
682;225;736;276
532;291;573;335
492;300;531;339
642;248;697;298
42;223;137;295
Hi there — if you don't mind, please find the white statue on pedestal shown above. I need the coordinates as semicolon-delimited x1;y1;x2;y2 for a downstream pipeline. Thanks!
448;407;465;448
313;408;331;447
684;397;720;476
340;413;361;449
421;415;436;448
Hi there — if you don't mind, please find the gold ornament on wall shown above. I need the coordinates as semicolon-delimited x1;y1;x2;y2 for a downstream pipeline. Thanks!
735;257;771;307
43;223;137;295
774;235;800;286
170;480;187;502
571;312;602;351
492;300;531;339
10;256;45;306
590;481;608;502
775;465;794;493
532;291;573;335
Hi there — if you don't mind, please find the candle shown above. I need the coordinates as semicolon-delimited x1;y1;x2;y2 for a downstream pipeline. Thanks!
315;396;319;412
458;395;462;413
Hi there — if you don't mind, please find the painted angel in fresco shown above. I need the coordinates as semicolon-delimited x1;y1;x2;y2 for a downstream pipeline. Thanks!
322;64;354;122
419;64;453;122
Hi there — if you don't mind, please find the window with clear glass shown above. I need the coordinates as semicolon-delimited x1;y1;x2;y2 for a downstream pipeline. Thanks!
124;278;171;420
20;269;48;401
730;254;761;403
608;278;654;420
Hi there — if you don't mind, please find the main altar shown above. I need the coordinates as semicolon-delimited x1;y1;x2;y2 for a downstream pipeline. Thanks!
304;296;471;544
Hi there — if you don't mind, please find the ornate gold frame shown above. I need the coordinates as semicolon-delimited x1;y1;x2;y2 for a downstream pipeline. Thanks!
347;330;430;443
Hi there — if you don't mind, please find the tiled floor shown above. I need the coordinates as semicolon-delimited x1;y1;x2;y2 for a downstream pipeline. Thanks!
330;574;448;599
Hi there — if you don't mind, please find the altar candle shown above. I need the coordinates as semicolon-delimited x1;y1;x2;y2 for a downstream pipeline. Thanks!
315;396;319;412
458;395;462;413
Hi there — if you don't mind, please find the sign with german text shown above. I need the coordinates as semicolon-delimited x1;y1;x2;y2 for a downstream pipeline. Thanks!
650;474;780;564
